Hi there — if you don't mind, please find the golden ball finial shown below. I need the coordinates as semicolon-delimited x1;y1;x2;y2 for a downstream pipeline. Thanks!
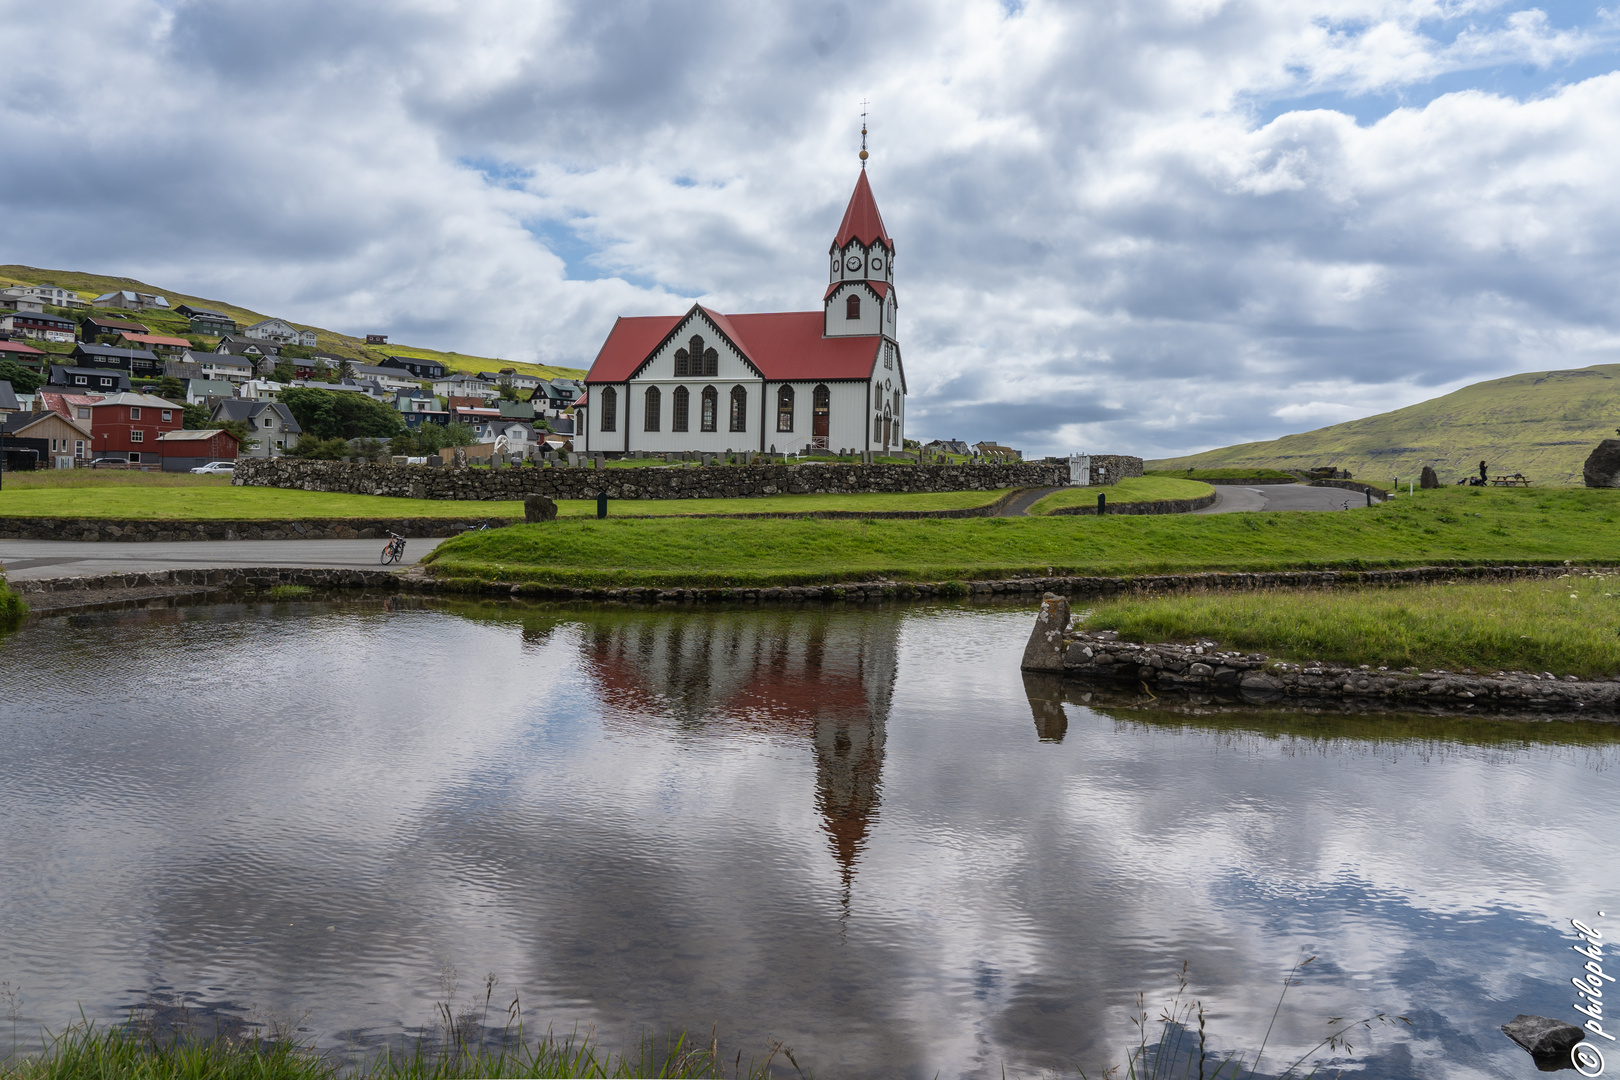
859;149;869;160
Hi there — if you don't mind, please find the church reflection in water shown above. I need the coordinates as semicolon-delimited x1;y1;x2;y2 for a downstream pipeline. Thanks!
567;606;900;889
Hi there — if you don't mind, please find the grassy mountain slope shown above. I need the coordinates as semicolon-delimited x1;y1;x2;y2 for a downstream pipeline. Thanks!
0;265;586;382
1148;364;1620;485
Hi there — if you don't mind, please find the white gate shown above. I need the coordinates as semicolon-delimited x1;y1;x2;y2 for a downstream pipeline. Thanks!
1068;454;1091;486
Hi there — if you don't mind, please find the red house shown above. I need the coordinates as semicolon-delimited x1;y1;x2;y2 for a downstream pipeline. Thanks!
158;428;241;471
88;392;183;463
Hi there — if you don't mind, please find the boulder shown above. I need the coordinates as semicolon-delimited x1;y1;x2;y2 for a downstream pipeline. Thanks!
1583;438;1620;488
524;495;558;523
1500;1014;1586;1061
1020;593;1071;672
1419;465;1439;489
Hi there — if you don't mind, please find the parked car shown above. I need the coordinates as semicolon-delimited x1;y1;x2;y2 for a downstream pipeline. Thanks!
190;461;236;475
88;457;129;468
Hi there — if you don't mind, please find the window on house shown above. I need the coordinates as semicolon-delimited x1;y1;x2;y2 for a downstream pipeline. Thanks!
77;407;90;419
672;386;689;432
74;376;87;385
263;418;274;428
644;385;661;431
127;452;141;463
700;386;718;432
162;410;172;422
75;441;84;458
130;407;141;419
674;348;689;377
894;390;901;414
776;385;794;432
846;294;861;320
600;386;617;431
884;342;893;370
130;430;144;442
729;385;747;432
874;413;883;441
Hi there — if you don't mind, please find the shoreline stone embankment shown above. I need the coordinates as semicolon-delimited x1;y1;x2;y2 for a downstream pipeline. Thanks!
233;457;1080;500
10;561;1596;616
1021;592;1620;715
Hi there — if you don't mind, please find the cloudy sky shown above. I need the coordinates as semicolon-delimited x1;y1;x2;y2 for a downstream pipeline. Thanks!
2;0;1618;458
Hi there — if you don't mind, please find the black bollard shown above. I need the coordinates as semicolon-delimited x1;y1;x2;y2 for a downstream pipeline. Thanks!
1366;490;1373;507
597;491;608;519
1097;492;1107;515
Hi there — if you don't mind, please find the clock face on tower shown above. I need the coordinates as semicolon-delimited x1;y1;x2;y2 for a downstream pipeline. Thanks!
845;256;861;271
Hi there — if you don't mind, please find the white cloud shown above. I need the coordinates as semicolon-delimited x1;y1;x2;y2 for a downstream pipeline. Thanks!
1;0;1617;456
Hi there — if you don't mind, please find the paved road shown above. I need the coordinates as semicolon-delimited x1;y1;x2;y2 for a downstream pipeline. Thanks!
1195;484;1380;514
0;538;448;581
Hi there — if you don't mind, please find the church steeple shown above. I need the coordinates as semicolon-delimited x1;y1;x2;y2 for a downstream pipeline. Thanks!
825;167;896;339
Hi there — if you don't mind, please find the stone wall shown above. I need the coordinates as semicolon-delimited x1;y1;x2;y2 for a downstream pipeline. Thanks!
1085;454;1144;485
234;457;1072;501
0;516;512;542
1047;491;1217;516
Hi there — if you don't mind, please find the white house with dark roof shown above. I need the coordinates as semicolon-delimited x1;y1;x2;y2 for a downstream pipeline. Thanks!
243;318;317;348
579;165;905;455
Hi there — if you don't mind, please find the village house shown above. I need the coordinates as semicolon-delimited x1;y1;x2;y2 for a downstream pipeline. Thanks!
175;307;237;336
379;355;447;380
432;373;498;398
213;335;280;358
186;379;237;406
3;284;84;308
116;332;192;357
579;166;905;455
185;350;255;384
92;290;170;311
86;392;182;464
70;343;162;376
242;318;317;348
46;366;131;394
481;370;543;393
1;309;77;343
2;409;94;468
0;340;46;366
80;315;150;341
210;399;301;457
157;428;241;472
0;296;45;313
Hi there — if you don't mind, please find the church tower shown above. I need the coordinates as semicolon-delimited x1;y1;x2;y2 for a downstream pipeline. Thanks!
824;120;897;344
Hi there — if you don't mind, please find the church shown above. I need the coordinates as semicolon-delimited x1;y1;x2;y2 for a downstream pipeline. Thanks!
578;162;906;456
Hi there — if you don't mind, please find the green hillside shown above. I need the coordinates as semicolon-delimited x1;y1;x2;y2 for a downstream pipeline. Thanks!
0;265;586;382
1149;364;1620;486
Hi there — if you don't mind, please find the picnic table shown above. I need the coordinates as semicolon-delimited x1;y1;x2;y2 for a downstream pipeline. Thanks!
1490;474;1531;487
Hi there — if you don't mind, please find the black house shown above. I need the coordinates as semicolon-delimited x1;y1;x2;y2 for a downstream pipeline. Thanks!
379;355;447;380
71;343;161;376
47;366;131;393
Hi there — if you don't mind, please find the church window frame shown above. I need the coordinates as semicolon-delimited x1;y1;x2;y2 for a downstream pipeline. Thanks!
846;294;861;320
644;385;661;432
703;347;718;377
672;386;689;432
600;386;617;432
674;348;689;377
700;386;718;432
776;385;794;432
874;412;882;441
729;385;748;432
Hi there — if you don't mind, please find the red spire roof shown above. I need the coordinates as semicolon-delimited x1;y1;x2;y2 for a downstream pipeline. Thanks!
833;171;892;250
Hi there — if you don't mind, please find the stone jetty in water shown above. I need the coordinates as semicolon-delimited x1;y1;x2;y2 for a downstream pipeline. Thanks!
1021;593;1620;714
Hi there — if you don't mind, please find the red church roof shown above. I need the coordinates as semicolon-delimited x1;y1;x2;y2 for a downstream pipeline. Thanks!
586;306;880;384
823;280;889;301
833;171;892;250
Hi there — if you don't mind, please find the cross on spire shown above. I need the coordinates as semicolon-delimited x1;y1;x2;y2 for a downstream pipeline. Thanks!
859;99;869;168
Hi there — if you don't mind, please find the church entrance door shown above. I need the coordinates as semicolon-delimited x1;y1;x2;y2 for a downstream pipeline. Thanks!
812;384;830;449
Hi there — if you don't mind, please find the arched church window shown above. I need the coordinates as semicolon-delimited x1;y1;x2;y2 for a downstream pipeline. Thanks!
674;348;689;377
672;386;689;432
703;347;718;377
600;386;617;432
883;342;893;370
846;294;861;320
893;390;901;414
776;385;794;432
883;404;892;448
873;412;882;441
729;385;748;432
644;385;661;432
700;386;718;432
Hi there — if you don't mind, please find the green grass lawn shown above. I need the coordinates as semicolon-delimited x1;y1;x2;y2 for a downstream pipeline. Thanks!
0;470;1007;520
1028;476;1214;514
423;485;1620;588
1145;467;1297;481
1076;574;1620;678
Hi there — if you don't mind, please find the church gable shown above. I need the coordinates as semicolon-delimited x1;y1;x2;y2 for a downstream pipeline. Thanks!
631;306;762;383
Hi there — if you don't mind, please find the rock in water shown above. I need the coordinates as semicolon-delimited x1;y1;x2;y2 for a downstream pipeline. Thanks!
1501;1014;1586;1061
1021;593;1071;673
1420;465;1439;489
1584;438;1620;487
524;494;558;523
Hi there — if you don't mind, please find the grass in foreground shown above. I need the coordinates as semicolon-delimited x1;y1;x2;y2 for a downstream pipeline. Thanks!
0;573;25;630
0;1022;777;1080
423;486;1620;588
1028;476;1214;514
1078;573;1620;678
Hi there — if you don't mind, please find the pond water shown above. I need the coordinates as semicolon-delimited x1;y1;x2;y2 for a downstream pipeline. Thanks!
1;598;1617;1078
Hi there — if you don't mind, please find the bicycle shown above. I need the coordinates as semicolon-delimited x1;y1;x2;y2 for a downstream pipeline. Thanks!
381;531;406;565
